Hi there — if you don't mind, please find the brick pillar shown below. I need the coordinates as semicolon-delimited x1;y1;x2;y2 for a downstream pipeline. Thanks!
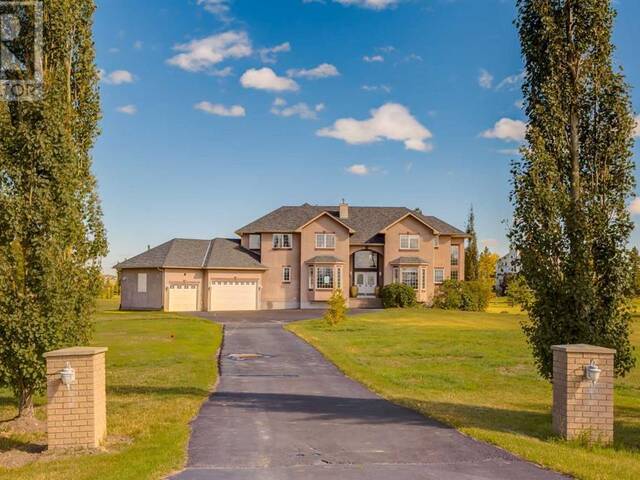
551;344;615;444
44;347;108;449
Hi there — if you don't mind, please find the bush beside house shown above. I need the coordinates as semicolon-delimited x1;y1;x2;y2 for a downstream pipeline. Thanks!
433;280;492;312
380;284;417;308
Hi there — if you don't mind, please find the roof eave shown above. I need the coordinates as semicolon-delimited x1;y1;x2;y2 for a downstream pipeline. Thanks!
378;212;440;235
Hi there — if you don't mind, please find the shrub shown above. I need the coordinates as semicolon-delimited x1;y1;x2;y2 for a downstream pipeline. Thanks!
324;289;347;326
380;284;417;308
434;280;491;312
506;275;534;308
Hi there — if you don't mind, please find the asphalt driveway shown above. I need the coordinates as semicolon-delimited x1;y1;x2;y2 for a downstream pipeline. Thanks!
170;310;566;480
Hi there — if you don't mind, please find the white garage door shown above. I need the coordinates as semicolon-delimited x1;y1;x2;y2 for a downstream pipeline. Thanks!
209;280;258;311
167;284;199;312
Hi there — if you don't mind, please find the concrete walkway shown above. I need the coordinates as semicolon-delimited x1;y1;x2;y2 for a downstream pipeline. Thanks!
170;311;567;480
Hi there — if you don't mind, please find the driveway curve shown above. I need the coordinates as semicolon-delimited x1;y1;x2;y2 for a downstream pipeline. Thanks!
170;310;567;480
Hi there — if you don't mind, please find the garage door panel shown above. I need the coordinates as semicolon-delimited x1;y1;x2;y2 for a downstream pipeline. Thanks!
168;284;199;312
209;280;257;311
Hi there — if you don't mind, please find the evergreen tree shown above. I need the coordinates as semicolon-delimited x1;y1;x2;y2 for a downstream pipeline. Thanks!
464;206;479;281
0;0;107;416
511;0;636;379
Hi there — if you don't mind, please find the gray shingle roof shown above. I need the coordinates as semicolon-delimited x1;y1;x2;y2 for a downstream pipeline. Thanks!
306;255;344;264
236;204;467;244
205;238;266;269
114;238;266;270
389;256;430;265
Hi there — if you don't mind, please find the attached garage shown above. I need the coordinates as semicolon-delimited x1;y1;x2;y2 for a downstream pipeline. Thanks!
209;280;258;311
167;284;199;312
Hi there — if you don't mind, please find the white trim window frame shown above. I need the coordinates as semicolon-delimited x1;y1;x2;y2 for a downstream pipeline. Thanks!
401;267;419;290
249;234;261;250
434;267;445;284
137;273;147;293
399;234;420;250
272;233;292;249
308;266;314;290
315;232;336;249
282;266;292;283
392;267;400;284
316;266;334;290
450;244;459;266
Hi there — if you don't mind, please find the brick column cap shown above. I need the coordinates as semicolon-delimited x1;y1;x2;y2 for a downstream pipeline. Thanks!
44;346;108;358
551;344;615;354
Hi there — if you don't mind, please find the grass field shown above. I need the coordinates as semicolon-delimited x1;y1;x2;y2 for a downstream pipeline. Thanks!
0;299;222;480
287;308;640;480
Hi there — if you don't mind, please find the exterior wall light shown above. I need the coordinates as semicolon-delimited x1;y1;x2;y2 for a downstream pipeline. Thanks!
60;362;76;390
585;359;601;385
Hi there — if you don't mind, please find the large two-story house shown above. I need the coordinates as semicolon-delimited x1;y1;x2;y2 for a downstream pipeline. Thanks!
114;202;469;311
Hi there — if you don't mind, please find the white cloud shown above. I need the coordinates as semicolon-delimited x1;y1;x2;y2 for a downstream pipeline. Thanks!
481;118;527;142
478;69;493;89
102;69;134;85
378;45;395;52
363;55;384;63
317;102;433;152
108;47;119;54
515;98;525;109
346;164;370;175
335;0;399;9
259;42;291;64
240;67;299;92
634;115;640;138
481;238;499;251
133;40;143;50
403;53;423;62
198;0;232;21
629;198;640;215
287;63;339;79
167;31;251;72
195;101;245;117
270;98;323;119
362;84;391;93
496;71;525;90
116;104;137;115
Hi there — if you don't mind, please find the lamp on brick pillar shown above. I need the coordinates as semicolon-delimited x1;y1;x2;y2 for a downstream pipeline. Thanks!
44;347;108;450
551;344;615;444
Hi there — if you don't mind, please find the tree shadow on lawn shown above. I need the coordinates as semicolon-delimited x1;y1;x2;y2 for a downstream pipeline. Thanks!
396;398;640;452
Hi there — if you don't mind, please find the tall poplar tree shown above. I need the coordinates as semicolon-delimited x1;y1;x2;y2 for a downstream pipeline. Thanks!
0;1;107;416
464;206;479;281
511;0;636;379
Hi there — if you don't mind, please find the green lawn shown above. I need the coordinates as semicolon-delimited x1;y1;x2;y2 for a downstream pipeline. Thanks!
287;308;640;480
0;299;222;480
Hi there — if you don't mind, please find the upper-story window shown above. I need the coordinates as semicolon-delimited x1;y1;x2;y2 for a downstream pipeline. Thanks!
315;233;336;249
451;245;459;266
272;233;292;249
433;236;440;248
249;234;261;250
400;234;419;250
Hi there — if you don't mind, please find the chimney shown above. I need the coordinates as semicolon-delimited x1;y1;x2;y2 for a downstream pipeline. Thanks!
339;199;349;219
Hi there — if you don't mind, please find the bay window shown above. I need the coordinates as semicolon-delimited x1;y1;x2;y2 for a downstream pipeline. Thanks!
401;268;419;289
316;266;334;289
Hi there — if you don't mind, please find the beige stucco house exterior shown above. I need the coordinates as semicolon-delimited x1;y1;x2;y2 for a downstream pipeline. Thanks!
115;202;469;311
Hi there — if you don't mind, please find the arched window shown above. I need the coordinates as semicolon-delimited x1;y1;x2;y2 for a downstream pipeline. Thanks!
354;250;378;269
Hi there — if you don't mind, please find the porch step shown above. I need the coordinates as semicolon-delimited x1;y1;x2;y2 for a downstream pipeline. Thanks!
350;297;383;309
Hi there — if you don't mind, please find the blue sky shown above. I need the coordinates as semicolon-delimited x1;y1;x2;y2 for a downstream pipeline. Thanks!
94;0;640;273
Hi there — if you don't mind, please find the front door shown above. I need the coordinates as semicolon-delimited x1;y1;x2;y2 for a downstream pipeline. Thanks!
355;271;377;296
